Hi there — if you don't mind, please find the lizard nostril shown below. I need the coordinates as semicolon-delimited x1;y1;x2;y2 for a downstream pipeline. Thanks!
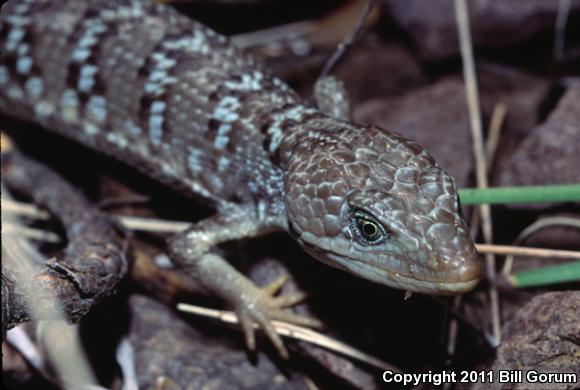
452;251;482;282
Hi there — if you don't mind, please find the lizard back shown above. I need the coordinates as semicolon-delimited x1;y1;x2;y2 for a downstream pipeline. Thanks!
1;0;305;211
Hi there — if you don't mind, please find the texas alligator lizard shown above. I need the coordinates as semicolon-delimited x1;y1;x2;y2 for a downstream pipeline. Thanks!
0;0;481;357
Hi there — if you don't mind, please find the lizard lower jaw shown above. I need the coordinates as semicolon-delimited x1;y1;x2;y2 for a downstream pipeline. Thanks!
367;267;481;294
298;235;481;294
323;251;481;294
364;265;481;294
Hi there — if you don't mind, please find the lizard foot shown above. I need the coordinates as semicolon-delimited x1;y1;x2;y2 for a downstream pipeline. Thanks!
234;273;322;359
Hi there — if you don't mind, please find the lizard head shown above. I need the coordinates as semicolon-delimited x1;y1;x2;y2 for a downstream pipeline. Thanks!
283;120;481;295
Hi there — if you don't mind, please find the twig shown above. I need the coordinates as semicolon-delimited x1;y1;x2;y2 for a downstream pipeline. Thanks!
454;0;501;343
177;302;402;373
2;151;131;336
2;189;98;388
318;0;376;79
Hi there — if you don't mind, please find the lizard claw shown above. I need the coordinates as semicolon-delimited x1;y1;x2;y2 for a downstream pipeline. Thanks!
232;273;322;359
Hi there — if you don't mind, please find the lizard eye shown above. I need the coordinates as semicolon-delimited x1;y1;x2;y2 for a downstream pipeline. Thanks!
350;210;387;245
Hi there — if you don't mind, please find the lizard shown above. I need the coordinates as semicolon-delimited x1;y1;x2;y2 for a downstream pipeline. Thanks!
0;0;481;358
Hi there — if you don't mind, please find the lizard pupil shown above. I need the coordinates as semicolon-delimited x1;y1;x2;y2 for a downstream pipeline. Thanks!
358;219;380;240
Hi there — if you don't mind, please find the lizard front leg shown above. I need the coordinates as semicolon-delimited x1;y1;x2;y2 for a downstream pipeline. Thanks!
167;206;321;358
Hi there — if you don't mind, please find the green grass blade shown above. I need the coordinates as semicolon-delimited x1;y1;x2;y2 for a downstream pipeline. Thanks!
508;262;580;288
458;184;580;205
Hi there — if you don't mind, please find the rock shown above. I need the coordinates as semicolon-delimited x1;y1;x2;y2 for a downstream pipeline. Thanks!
476;63;554;183
384;0;580;60
473;291;580;390
333;36;427;104
128;294;308;390
499;87;580;189
478;63;553;138
354;78;473;186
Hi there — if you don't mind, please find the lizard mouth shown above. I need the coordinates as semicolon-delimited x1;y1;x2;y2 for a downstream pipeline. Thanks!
333;254;481;294
304;246;481;294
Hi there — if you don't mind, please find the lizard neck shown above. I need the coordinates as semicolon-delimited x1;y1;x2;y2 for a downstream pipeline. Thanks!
277;114;351;167
260;104;347;168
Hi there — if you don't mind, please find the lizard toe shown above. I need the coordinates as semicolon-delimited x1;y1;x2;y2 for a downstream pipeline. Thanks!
262;274;289;295
271;292;307;308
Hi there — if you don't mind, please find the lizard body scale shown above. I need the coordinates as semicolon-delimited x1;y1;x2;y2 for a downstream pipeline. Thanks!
1;0;481;357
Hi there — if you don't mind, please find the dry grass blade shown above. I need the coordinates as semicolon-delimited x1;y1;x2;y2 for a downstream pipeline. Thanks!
118;215;191;233
6;326;48;379
456;102;506;361
2;198;50;219
502;217;580;275
477;243;580;261
485;103;507;166
454;0;501;343
3;222;61;243
177;302;402;373
554;0;572;61
468;102;507;234
2;198;192;233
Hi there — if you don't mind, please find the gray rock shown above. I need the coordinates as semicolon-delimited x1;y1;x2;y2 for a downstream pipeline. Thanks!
478;63;553;138
128;294;308;390
472;291;580;390
476;63;554;182
499;87;580;188
384;0;580;60
334;36;427;104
